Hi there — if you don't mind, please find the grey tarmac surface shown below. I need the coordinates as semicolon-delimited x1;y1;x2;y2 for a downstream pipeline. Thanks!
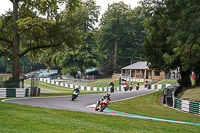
3;89;156;115
3;89;200;126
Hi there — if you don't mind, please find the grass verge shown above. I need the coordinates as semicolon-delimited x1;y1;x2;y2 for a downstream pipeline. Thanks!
153;79;178;85
87;79;145;88
109;90;200;124
180;87;200;102
24;80;105;97
0;97;199;133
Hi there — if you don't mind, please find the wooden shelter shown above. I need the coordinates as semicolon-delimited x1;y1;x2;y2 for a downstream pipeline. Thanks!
121;61;163;82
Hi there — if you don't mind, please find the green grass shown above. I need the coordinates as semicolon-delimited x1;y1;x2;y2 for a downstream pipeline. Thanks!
87;78;119;87
180;87;200;102
0;96;199;133
153;79;178;85
24;80;105;96
0;74;12;81
87;78;144;87
109;90;200;124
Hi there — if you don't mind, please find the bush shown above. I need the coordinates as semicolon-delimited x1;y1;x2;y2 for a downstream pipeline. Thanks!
2;78;24;88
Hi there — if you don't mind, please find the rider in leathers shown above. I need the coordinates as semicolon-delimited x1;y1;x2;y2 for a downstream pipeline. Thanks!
96;93;111;110
72;88;80;96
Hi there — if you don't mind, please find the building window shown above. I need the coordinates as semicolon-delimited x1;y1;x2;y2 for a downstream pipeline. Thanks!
154;71;160;76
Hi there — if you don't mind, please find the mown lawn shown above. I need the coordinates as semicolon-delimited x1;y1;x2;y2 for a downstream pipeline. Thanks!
0;96;199;133
109;90;200;124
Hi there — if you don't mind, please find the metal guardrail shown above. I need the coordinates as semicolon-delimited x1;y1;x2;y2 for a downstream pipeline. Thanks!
163;84;200;115
174;98;200;115
0;88;32;98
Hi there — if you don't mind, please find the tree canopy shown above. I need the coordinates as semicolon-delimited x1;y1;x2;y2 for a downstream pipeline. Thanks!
39;0;102;78
141;0;200;87
0;0;82;79
99;2;145;73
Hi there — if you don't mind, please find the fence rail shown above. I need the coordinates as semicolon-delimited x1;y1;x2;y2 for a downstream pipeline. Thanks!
163;84;200;115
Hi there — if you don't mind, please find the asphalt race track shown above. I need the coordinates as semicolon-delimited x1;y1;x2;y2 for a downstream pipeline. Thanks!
3;90;156;115
3;89;200;126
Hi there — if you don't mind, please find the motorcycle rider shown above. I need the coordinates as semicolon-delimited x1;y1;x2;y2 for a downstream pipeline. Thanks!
129;82;133;91
144;81;148;88
109;81;114;93
72;88;80;96
136;83;139;90
95;92;111;110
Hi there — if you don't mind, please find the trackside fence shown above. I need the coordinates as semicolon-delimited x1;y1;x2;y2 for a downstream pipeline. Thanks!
148;84;171;89
163;83;200;115
39;78;122;92
174;98;200;115
39;78;172;92
0;88;32;98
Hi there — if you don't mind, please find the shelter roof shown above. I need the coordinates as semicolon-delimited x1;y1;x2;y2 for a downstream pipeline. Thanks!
122;61;149;70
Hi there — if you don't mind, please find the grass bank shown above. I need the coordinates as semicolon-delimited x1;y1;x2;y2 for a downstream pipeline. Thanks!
153;79;178;85
0;96;199;132
180;87;200;102
109;90;200;124
24;80;105;97
87;78;145;87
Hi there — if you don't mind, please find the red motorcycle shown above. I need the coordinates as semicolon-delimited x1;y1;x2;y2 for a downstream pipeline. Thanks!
95;98;110;112
136;83;139;90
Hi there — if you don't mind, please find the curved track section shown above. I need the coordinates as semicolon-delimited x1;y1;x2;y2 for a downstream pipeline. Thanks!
3;90;156;115
3;89;200;126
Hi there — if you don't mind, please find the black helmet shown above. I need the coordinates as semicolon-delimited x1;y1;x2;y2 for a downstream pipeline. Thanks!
107;92;110;97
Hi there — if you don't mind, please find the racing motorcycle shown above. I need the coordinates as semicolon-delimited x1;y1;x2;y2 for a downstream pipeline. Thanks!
71;91;78;101
109;85;114;93
95;98;110;112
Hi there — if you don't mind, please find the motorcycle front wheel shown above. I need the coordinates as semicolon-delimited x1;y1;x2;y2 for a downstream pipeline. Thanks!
71;95;76;101
100;104;107;112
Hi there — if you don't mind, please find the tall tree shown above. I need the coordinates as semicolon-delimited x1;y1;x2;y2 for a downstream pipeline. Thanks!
99;2;145;73
39;0;102;78
141;0;200;87
0;0;81;80
100;2;130;72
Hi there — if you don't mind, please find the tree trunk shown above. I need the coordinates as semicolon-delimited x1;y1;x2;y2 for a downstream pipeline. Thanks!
81;68;85;79
114;40;118;72
12;0;20;79
179;69;191;87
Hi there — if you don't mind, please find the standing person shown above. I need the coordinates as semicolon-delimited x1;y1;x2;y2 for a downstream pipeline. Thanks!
136;83;139;90
109;81;114;93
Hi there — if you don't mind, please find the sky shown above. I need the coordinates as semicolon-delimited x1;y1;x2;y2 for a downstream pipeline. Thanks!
0;0;140;15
